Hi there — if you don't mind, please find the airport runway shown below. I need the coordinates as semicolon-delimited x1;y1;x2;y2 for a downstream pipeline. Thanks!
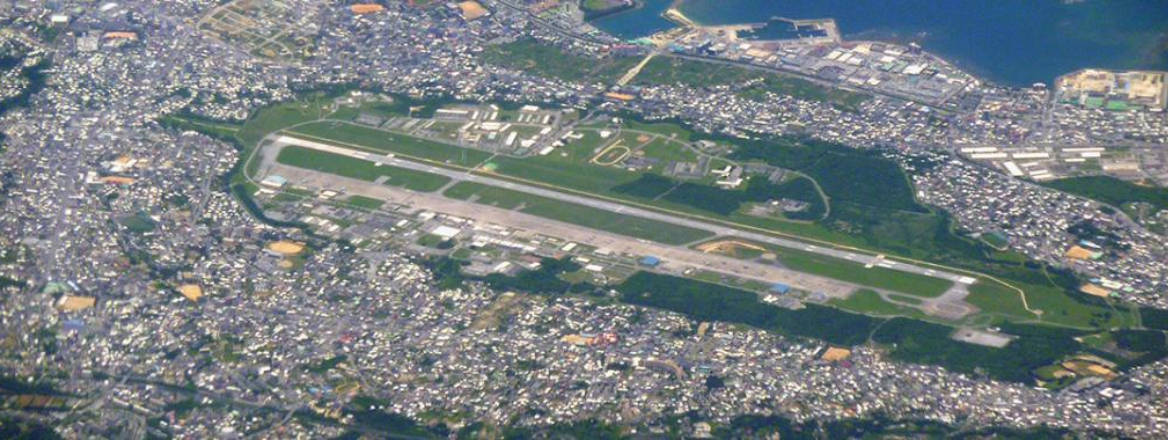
273;134;978;287
264;162;861;298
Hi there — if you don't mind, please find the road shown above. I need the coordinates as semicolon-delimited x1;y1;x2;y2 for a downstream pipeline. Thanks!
270;134;978;292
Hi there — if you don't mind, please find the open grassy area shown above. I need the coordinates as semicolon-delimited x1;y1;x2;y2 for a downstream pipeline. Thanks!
236;95;342;148
275;146;451;192
345;195;385;210
1043;175;1168;213
964;279;1134;329
443;181;713;245
479;39;870;109
888;294;924;305
775;247;952;298
632;57;736;88
487;153;642;194
608;173;827;221
558;130;610;158
289;121;491;166
639;137;697;164
831;289;930;319
623;120;694;141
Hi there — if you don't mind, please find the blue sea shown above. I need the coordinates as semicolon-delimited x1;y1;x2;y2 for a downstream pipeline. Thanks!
591;0;1168;86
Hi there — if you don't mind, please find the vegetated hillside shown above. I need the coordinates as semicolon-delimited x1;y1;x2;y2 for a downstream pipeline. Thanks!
612;174;826;219
615;271;1165;384
729;137;923;213
479;39;636;84
1043;175;1168;211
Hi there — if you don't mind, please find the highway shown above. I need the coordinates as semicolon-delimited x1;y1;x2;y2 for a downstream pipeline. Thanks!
273;134;978;288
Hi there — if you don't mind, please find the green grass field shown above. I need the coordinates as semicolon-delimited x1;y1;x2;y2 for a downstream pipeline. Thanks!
831;289;930;319
487;154;641;194
276;146;451;192
237;96;341;148
888;294;925;305
345;195;385;210
1043;176;1168;212
623;121;694;142
443;182;713;245
639;137;697;164
775;248;953;297
559;131;609;157
964;279;1134;328
692;238;952;298
288;121;492;166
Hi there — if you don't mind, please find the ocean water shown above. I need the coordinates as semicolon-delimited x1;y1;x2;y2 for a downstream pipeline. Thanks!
591;0;1168;86
590;0;677;40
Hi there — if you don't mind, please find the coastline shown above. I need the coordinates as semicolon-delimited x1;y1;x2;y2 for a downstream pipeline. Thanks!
663;0;697;27
581;0;639;21
588;0;1168;87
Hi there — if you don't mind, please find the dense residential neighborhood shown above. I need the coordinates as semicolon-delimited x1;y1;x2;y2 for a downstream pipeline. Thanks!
1;0;1167;438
